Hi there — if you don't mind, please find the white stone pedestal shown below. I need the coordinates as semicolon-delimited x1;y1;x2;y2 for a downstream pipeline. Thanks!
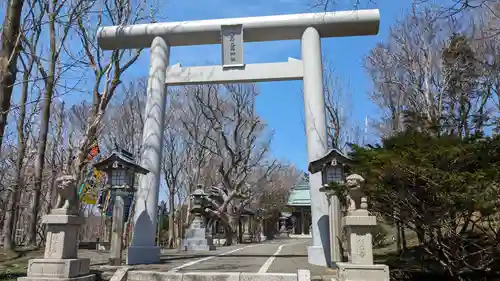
181;216;215;251
336;209;389;281
343;210;377;265
109;193;125;266
19;212;95;281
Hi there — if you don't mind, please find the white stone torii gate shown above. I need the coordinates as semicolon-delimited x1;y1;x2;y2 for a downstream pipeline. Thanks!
97;9;380;266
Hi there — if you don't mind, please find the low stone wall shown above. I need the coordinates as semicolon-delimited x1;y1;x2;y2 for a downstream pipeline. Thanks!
126;270;311;281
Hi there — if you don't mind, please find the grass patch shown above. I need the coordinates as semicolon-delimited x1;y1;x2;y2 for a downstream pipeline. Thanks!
0;264;27;281
0;251;21;264
0;248;43;281
0;249;43;266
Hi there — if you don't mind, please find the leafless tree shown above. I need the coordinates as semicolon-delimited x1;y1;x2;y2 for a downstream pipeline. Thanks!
364;8;457;137
311;0;499;18
177;85;218;237
70;0;157;187
101;79;147;156
184;84;277;245
0;0;27;151
257;164;302;214
25;0;92;247
322;58;362;150
162;90;186;248
0;2;43;249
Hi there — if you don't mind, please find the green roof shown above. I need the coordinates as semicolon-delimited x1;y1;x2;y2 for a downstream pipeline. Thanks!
287;176;311;206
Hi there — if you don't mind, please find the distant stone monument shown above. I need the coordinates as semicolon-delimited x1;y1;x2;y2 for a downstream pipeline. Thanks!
19;175;95;281
241;209;255;243
182;185;215;251
336;174;390;281
256;209;266;242
277;215;290;238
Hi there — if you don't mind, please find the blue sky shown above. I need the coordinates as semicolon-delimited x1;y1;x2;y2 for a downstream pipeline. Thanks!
2;0;411;172
123;0;411;172
0;0;413;208
144;0;413;202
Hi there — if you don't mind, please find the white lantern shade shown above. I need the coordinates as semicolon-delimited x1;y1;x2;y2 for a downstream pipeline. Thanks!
326;165;343;184
111;169;127;186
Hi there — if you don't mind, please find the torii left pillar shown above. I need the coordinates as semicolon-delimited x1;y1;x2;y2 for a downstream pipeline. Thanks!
127;37;170;265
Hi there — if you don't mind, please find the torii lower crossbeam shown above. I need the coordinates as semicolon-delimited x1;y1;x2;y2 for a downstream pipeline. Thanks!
166;58;303;85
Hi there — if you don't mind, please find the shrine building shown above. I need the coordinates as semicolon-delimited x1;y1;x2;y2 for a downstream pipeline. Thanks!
284;149;352;236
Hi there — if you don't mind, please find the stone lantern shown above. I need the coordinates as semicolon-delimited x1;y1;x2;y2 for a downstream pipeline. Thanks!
256;208;266;242
277;211;291;238
93;148;149;266
182;185;215;251
308;149;351;187
240;208;255;243
309;148;352;265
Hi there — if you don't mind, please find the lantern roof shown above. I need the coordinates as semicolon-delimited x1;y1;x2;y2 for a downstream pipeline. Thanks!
307;148;352;174
93;148;149;175
191;185;206;196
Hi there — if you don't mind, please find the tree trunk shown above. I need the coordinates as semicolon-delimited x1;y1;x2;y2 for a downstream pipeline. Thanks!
41;102;65;243
2;185;20;251
223;222;234;246
27;75;56;247
44;102;64;216
0;0;24;151
401;225;407;251
2;46;32;251
396;221;402;253
167;192;175;248
26;10;58;247
177;212;183;250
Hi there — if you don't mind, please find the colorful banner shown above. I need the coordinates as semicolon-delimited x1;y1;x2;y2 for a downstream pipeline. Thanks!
78;140;103;205
79;168;107;205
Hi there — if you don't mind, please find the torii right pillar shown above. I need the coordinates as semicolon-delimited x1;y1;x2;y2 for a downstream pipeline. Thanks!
301;26;332;267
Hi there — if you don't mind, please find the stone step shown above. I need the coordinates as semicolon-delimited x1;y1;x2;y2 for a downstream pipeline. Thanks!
91;269;116;281
126;270;312;281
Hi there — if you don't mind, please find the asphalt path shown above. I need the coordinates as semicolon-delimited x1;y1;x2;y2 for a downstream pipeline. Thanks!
169;238;310;273
93;238;335;278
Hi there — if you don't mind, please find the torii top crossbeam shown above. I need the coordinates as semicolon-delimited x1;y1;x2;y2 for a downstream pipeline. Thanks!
97;9;380;50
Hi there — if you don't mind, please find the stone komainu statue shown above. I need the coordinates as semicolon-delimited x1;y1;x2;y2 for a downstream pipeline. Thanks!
54;175;80;213
345;174;367;212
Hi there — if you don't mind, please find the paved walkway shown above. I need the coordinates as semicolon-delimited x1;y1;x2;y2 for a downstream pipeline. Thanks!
92;238;335;279
0;239;335;280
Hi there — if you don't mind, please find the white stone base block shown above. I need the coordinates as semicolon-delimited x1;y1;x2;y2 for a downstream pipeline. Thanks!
307;245;327;266
27;259;91;278
127;270;308;281
126;245;160;265
18;274;95;281
336;263;389;281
